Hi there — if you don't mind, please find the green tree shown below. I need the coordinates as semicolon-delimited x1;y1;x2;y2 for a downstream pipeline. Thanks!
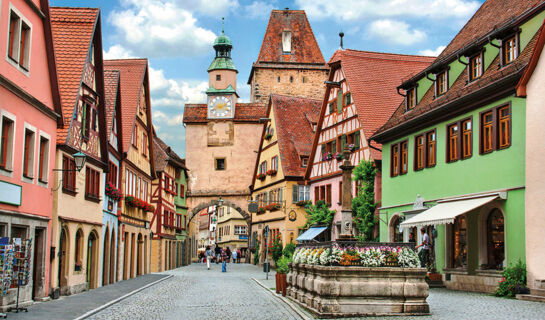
303;200;335;228
352;160;377;241
282;243;296;258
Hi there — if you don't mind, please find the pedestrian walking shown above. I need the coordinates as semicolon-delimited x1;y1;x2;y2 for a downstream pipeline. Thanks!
232;249;238;263
215;245;221;264
226;247;231;263
205;246;212;270
221;248;227;272
237;249;241;263
416;228;430;268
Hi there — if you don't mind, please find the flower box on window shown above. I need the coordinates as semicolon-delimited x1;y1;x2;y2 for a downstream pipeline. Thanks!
257;207;265;214
266;169;277;176
265;203;281;211
257;173;267;180
322;152;333;161
335;152;344;161
348;144;356;152
105;181;123;201
296;200;311;207
265;133;273;140
125;196;155;212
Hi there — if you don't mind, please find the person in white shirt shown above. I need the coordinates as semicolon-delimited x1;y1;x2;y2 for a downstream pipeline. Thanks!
415;228;430;268
232;249;238;263
205;246;212;270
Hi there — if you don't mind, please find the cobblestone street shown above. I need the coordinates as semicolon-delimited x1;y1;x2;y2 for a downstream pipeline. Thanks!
87;263;545;320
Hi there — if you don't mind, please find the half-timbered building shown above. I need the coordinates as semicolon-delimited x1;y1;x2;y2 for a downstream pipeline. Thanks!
50;7;108;295
104;58;155;281
305;49;433;240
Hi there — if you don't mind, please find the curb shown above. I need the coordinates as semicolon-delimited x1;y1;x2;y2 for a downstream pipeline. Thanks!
252;277;314;320
74;274;174;320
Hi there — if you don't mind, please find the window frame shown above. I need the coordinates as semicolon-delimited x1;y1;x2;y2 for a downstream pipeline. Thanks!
6;7;32;73
391;143;400;177
468;51;484;82
38;133;50;184
400;140;408;175
435;69;449;97
85;166;101;201
446;121;460;163
446;117;472;163
142;132;148;157
0;112;16;173
22;124;36;180
479;103;511;154
500;33;519;67
406;87;417;111
426;130;437;167
62;154;77;195
414;134;425;171
344;92;352;107
215;157;226;171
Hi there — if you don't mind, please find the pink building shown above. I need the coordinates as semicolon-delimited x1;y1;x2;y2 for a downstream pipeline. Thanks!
305;49;433;240
0;0;61;308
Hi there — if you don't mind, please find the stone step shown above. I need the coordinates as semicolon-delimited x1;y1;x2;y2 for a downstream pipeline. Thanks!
531;288;545;297
426;280;445;288
516;294;545;303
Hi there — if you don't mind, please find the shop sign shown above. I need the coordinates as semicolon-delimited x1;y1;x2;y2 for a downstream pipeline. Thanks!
239;235;248;240
0;181;22;206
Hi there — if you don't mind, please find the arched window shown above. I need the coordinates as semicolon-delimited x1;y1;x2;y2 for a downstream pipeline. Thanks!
451;216;467;268
487;209;505;270
75;229;84;270
390;216;403;242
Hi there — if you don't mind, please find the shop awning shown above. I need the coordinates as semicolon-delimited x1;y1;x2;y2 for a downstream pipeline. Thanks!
296;226;328;241
400;195;499;228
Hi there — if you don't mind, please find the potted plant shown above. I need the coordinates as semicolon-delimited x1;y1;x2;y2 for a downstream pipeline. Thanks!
105;181;123;201
276;256;291;296
322;152;333;161
264;133;273;140
335;152;344;161
266;169;277;176
257;173;266;180
296;200;311;207
257;207;265;214
348;144;356;152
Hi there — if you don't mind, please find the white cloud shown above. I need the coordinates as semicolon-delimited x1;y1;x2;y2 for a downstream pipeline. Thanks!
103;44;134;59
368;20;426;46
109;0;217;58
419;45;446;56
296;0;480;21
149;67;208;107
244;1;275;19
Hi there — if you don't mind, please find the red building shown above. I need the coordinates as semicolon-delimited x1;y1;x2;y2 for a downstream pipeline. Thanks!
0;0;62;308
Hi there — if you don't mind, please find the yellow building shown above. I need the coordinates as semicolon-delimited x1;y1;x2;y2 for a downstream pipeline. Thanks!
216;206;248;255
250;94;321;263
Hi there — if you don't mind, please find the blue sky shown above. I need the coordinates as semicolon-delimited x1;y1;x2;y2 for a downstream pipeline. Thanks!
51;0;485;157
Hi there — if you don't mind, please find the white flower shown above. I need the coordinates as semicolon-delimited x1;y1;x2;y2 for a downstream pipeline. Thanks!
398;248;420;268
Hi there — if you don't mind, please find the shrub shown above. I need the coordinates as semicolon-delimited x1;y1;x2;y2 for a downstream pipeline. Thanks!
253;241;260;265
276;256;291;274
495;259;528;297
283;243;296;258
352;160;377;241
303;200;335;228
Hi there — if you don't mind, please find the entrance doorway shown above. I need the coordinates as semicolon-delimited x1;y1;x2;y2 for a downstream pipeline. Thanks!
137;234;143;275
32;228;45;300
86;231;98;289
58;228;68;292
102;228;110;286
110;231;116;284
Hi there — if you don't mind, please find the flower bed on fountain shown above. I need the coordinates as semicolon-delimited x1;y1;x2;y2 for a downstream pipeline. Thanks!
286;242;430;317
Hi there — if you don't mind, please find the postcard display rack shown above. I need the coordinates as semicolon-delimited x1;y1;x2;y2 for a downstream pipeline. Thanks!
0;238;32;317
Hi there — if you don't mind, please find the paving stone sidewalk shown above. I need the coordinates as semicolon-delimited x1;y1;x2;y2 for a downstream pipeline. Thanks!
7;273;169;320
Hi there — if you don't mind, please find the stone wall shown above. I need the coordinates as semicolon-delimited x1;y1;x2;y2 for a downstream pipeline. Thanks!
250;68;328;104
287;264;429;317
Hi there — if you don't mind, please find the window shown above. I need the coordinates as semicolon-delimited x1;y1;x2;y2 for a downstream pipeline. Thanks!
502;35;518;66
132;125;138;149
480;104;511;154
163;210;169;226
180;184;185;198
259;161;267;174
85;167;100;200
487;209;504;270
62;155;76;193
326;184;332;205
300;156;308;168
447;123;459;162
469;53;483;81
107;161;118;187
23;128;35;178
216;74;221;81
426;130;436;167
82;101;92;140
406;88;416;110
7;10;31;70
450;216;467;269
271;156;278;171
415;135;425;170
337;90;343;114
0;116;15;170
462;119;472;159
277;76;280;83
290;76;293;83
215;158;225;170
391;144;399;177
75;229;83;267
38;136;49;182
344;93;352;106
400;141;408;175
292;185;310;202
282;31;292;52
338;181;342;203
142;133;148;157
328;102;334;114
347;131;360;150
142;180;149;202
235;225;247;235
436;71;448;96
91;109;97;131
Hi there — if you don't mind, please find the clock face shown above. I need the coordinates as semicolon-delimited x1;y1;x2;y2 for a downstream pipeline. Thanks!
209;96;232;118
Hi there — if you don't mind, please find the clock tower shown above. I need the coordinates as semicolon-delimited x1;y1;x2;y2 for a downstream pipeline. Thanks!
207;19;238;119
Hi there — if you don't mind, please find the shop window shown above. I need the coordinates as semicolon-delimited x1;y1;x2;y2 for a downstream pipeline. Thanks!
450;216;467;269
487;209;505;270
62;155;76;193
0;224;6;237
480;104;511;154
10;225;27;240
0;116;15;171
85;167;100;201
215;158;226;171
38;136;50;183
23;128;35;179
75;229;84;269
7;10;31;71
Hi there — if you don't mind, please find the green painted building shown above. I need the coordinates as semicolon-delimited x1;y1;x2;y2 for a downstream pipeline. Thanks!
371;0;545;293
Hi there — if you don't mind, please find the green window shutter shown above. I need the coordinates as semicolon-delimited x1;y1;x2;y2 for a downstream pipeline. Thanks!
355;131;360;149
341;135;347;151
337;91;343;113
329;102;334;114
332;140;337;153
321;144;326;156
292;185;298;203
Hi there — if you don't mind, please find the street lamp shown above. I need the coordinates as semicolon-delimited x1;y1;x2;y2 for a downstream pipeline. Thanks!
218;196;223;207
73;152;87;172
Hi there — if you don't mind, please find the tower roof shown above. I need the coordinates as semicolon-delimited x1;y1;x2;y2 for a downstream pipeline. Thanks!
208;19;237;72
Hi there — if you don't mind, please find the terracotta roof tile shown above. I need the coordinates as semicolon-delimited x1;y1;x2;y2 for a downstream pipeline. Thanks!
183;103;268;123
255;10;324;64
331;49;434;159
103;59;148;153
50;7;98;144
437;0;544;60
373;14;542;140
104;70;120;139
153;135;186;172
271;94;321;177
